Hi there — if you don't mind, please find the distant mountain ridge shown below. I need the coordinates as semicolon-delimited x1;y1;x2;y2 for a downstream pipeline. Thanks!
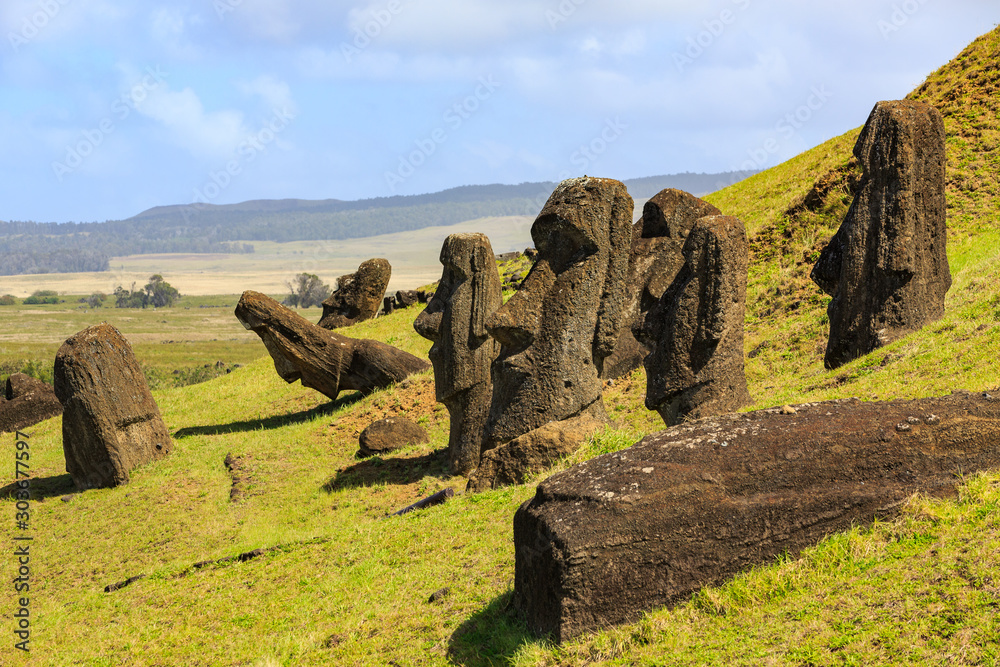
129;172;755;223
0;171;754;276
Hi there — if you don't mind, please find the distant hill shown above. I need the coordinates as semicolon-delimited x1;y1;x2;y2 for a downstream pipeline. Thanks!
0;171;754;276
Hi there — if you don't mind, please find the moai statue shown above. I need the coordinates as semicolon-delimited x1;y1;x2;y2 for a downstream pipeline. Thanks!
483;176;633;448
54;323;173;489
637;215;751;426
318;257;392;329
413;233;503;475
811;100;950;369
602;188;722;380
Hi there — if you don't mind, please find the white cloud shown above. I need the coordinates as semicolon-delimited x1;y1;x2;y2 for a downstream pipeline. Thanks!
238;74;297;114
135;85;247;160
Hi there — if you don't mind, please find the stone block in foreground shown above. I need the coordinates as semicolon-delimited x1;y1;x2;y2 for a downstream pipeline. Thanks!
513;392;1000;642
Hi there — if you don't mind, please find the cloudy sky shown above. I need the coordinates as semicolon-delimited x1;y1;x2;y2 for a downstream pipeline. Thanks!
1;1;995;223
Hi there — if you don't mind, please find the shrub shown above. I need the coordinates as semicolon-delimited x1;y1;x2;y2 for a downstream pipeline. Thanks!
0;294;17;306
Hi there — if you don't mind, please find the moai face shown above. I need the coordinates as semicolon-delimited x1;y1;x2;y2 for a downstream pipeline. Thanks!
484;177;632;444
414;233;500;402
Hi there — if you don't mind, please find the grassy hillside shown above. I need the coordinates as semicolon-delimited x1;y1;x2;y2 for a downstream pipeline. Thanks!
3;26;1000;667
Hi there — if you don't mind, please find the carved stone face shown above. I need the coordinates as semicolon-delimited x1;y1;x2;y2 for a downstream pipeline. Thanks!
484;177;632;444
414;233;501;402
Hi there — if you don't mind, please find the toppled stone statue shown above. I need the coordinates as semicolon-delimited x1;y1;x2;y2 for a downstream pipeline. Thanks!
413;233;502;475
54;323;173;489
0;373;63;433
602;189;722;379
479;177;632;481
236;290;429;400
637;215;752;425
811;100;950;369
514;391;1000;642
318;258;392;329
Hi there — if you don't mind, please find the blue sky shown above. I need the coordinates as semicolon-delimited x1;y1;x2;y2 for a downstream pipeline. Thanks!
1;0;996;223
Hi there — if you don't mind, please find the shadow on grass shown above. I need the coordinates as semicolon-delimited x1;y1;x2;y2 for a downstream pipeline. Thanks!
323;447;450;492
0;473;76;501
174;392;363;438
448;590;544;667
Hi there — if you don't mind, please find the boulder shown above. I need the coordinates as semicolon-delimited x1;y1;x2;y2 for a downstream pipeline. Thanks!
318;258;392;329
466;414;604;492
514;391;1000;642
358;417;430;456
383;296;395;315
637;215;752;425
414;233;502;475
811;100;950;369
0;373;63;433
235;290;429;400
485;177;633;448
54;324;173;489
602;189;721;379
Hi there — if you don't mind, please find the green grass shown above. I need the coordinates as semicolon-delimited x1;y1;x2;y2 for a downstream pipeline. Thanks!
4;25;1000;666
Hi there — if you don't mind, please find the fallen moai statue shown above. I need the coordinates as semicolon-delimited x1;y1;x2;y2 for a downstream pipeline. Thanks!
811;100;950;369
54;323;173;489
236;290;429;400
318;257;392;329
0;373;63;433
513;391;1000;642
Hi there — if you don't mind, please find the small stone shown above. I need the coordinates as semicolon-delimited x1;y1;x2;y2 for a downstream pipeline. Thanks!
926;414;940;425
907;416;921;425
428;587;450;603
896;422;911;432
780;405;797;415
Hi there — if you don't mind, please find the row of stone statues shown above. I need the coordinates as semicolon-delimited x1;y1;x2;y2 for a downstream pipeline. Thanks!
414;176;753;482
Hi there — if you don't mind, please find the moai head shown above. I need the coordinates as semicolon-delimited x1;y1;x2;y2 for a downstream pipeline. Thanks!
414;233;502;402
484;177;633;444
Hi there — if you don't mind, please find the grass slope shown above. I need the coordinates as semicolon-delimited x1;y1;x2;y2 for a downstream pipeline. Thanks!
3;26;1000;667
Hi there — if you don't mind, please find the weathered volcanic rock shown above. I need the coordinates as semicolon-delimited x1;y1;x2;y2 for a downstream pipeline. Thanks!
236;290;429;400
811;100;950;369
484;177;633;447
394;289;419;309
318;258;392;329
602;189;721;380
0;373;63;433
414;233;502;475
54;324;173;489
637;215;751;425
358;417;429;456
514;391;1000;642
466;414;604;492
